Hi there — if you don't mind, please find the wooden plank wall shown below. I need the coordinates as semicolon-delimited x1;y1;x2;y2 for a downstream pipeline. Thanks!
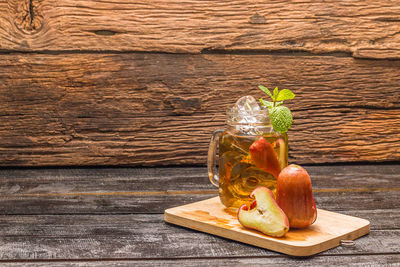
0;0;399;166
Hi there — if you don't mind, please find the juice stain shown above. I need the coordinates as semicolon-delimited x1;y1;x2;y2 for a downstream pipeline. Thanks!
181;210;235;229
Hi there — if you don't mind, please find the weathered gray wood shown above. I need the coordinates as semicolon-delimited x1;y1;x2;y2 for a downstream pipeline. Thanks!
3;254;400;266
0;190;399;215
1;54;400;166
0;166;398;215
301;165;400;189
0;166;397;263
2;0;400;58
339;209;400;230
0;167;215;193
0;214;398;261
0;165;399;192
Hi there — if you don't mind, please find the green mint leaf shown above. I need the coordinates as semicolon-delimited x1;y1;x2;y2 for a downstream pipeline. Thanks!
259;99;274;108
258;85;272;98
273;87;279;101
276;89;295;102
259;99;283;108
269;105;293;133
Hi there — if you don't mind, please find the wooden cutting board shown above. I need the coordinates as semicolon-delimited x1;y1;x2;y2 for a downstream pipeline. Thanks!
164;197;370;256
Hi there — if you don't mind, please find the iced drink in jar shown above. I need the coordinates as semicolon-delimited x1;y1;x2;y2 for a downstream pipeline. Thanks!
208;96;288;209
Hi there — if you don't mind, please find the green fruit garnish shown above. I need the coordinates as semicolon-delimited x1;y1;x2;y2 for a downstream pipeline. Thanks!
258;85;295;133
270;106;293;134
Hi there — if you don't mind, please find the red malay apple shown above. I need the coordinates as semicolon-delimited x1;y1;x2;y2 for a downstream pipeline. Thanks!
249;137;282;178
276;164;317;228
237;187;289;237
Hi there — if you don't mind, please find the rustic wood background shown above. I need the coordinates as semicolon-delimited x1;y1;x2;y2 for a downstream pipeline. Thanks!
1;0;400;166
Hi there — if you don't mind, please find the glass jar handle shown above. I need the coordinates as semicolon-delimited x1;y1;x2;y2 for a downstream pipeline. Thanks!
207;129;224;187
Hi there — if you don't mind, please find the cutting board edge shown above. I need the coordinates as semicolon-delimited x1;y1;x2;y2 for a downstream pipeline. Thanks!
164;210;301;256
164;209;362;257
164;197;371;257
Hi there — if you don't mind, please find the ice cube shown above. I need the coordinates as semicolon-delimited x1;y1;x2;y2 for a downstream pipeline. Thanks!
231;96;268;134
232;96;260;124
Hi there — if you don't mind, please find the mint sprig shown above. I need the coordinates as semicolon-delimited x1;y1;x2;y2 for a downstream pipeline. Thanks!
258;85;295;133
258;85;272;98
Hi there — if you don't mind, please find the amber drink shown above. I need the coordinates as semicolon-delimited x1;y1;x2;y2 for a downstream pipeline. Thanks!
208;96;288;209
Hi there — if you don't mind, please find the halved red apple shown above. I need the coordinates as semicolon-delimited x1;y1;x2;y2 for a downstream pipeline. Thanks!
237;187;289;237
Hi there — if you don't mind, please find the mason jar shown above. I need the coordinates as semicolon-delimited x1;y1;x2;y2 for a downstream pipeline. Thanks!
208;106;288;209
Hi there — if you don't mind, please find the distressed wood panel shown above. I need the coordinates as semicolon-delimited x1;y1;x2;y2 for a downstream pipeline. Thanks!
0;187;400;215
1;54;400;166
0;188;398;215
0;214;398;260
2;255;400;266
1;0;400;58
0;166;397;262
1;165;399;192
0;166;399;215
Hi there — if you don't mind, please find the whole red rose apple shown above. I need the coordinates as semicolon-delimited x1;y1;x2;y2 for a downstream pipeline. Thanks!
276;164;317;228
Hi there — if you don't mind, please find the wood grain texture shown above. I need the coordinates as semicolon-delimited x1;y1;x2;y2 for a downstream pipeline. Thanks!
0;214;398;261
1;53;400;166
3;255;400;266
0;166;397;262
1;188;399;215
0;166;399;215
1;165;399;192
1;0;400;58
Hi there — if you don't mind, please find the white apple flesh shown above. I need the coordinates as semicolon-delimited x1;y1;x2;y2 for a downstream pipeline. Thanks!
237;187;289;237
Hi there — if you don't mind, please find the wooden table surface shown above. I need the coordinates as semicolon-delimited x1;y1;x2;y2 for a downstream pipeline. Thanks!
0;165;399;266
